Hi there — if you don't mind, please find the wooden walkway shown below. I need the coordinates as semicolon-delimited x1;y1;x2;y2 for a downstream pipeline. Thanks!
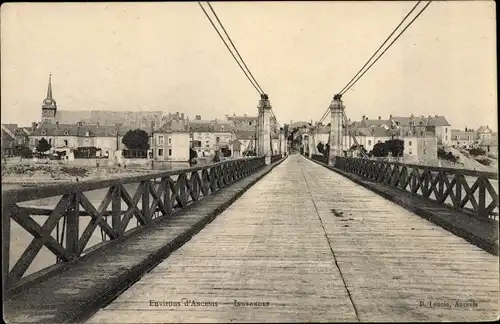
87;154;499;323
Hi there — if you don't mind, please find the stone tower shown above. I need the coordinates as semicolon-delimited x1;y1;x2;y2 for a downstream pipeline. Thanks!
41;73;57;124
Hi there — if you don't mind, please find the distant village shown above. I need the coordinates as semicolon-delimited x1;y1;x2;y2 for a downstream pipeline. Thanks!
1;75;498;166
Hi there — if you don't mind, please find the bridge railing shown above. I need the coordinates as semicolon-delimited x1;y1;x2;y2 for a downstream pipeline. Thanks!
271;154;283;164
332;156;499;221
2;156;266;293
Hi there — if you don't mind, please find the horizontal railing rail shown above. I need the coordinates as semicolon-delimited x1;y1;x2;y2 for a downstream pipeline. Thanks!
2;156;266;292
271;154;283;164
311;154;328;164
331;156;499;221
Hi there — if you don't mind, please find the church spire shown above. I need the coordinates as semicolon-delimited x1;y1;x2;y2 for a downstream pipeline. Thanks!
46;73;53;99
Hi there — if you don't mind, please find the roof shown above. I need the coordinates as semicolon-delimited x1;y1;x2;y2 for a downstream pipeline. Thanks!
372;126;391;137
189;122;214;133
359;115;451;127
450;129;477;140
213;123;234;133
55;110;166;129
477;125;493;134
155;120;189;133
315;125;330;134
234;130;256;140
2;124;30;137
31;123;141;137
226;116;258;121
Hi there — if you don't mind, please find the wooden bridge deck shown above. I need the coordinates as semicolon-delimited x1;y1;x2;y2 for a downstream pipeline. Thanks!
87;154;499;323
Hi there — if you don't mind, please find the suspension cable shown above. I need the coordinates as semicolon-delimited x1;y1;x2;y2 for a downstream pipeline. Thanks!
341;1;432;96
198;2;263;95
206;2;266;95
338;1;422;95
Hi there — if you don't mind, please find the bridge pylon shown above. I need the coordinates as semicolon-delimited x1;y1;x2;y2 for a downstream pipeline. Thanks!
257;94;272;165
328;94;345;166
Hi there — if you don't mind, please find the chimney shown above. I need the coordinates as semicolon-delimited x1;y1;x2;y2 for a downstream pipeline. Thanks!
31;122;37;131
362;115;366;120
435;114;439;118
389;114;393;120
465;127;468;132
77;121;82;126
195;115;201;120
56;121;59;129
96;122;99;128
181;113;184;120
365;116;368;120
176;112;180;120
378;116;381;120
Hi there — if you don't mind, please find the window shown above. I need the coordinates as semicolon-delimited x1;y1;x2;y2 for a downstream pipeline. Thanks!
49;139;52;145
168;138;171;144
445;135;448;141
409;141;412;146
409;151;412;155
216;137;220;143
158;148;163;156
168;149;172;156
64;140;68;146
85;131;90;137
64;130;69;135
41;131;46;135
249;122;252;126
423;148;427;154
377;140;381;143
158;136;164;144
368;140;372;145
445;128;448;133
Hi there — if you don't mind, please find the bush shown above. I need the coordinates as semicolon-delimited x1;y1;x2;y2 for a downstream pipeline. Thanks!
469;147;486;156
60;166;89;177
476;158;492;166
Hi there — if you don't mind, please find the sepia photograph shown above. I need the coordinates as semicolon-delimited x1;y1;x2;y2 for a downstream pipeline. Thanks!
1;1;498;323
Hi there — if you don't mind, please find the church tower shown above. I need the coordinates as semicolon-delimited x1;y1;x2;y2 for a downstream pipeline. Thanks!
41;73;57;124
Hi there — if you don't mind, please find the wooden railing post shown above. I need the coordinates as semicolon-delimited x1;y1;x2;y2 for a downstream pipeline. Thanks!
142;180;151;223
2;204;11;291
164;177;172;216
478;177;486;218
66;193;80;258
112;185;122;236
455;175;462;208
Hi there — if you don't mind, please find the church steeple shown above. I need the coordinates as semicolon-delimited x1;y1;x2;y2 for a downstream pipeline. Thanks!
46;73;53;99
41;73;57;124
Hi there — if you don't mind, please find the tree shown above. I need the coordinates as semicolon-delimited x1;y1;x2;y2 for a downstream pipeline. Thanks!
385;139;404;157
317;142;325;155
36;138;51;153
220;146;232;157
371;142;389;157
213;150;221;163
122;129;150;150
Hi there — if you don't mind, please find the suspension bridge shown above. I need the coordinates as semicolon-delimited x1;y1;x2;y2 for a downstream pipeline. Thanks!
2;1;498;323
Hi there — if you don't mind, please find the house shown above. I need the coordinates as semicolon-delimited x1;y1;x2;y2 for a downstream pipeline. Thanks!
403;134;438;163
1;124;30;156
357;114;451;146
230;139;242;158
476;125;494;142
29;121;148;157
225;114;258;128
189;120;216;157
153;121;190;162
232;129;257;155
478;136;498;156
450;128;477;149
213;121;234;152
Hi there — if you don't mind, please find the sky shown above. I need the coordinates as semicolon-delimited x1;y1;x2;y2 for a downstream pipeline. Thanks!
1;1;497;131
